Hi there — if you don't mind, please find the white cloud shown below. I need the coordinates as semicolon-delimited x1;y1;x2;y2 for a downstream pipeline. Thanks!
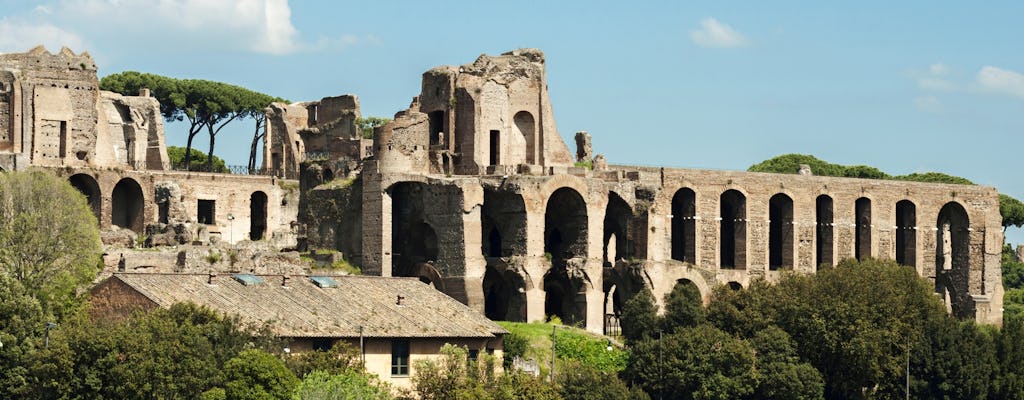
917;77;955;92
929;63;949;75
913;96;941;113
976;66;1024;99
690;18;748;48
0;18;84;53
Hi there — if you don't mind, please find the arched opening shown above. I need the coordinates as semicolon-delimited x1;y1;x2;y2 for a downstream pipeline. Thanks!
603;192;632;265
769;193;794;270
720;190;746;269
855;198;872;260
111;178;144;232
543;269;587;326
816;195;834;268
544;187;588;326
249;191;268;241
545;188;588;262
322;168;334;183
428;111;445;147
671;188;697;263
69;173;101;221
483;264;527;322
481;189;527;259
727;281;743;290
895;200;916;267
936;202;972;318
514;111;536;164
390;182;440;278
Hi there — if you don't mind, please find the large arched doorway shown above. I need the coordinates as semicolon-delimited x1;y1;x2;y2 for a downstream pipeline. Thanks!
481;189;527;259
855;197;872;260
769;193;794;270
390;182;439;278
69;173;101;221
671;188;696;263
896;200;916;267
720;190;746;269
544;187;589;325
936;202;972;318
250;191;268;241
514;111;536;165
816;195;834;268
482;263;528;322
111;178;144;232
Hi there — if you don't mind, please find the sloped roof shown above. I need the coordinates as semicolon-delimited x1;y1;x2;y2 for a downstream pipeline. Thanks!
107;273;507;339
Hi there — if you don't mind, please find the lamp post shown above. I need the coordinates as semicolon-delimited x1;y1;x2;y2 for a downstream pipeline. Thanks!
226;213;235;243
44;322;56;348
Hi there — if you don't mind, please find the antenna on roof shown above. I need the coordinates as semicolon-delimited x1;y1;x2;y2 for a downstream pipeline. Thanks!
396;295;405;306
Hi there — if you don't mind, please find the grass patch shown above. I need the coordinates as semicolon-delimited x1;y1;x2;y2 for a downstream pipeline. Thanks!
497;321;627;377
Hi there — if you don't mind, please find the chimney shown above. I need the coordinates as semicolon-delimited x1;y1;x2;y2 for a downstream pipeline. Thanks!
139;88;150;97
282;275;290;287
396;295;405;306
207;272;216;285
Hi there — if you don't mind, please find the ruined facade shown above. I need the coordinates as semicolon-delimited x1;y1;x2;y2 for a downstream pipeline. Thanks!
0;46;298;249
264;94;371;180
301;49;1003;332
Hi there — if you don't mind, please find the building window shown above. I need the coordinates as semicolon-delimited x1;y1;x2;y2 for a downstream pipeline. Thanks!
197;199;215;225
391;340;410;376
312;338;334;352
468;349;479;363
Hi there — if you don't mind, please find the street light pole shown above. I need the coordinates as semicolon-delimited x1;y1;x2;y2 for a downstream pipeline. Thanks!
227;214;235;243
44;322;56;348
550;325;556;383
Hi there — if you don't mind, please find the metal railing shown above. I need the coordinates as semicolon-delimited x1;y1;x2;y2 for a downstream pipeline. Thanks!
127;161;282;176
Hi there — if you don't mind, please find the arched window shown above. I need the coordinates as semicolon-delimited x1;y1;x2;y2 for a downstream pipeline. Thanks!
720;190;746;269
769;193;794;270
895;200;916;267
671;188;696;263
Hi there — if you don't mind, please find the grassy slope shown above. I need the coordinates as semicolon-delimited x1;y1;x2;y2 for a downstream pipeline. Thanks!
498;321;627;377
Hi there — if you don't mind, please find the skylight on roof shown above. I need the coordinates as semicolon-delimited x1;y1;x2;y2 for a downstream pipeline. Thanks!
309;276;338;288
232;274;264;286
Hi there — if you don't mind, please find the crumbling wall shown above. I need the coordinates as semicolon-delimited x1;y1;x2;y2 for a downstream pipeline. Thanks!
96;91;167;169
266;95;367;179
298;167;363;266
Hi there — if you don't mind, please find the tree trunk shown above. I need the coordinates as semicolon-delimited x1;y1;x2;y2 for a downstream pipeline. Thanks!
206;124;217;172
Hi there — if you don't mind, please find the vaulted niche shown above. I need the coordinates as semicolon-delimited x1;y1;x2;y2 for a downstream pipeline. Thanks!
514;111;536;164
111;178;144;232
815;195;834;268
603;192;633;265
390;182;439;280
719;189;746;269
855;197;872;260
895;200;916;267
483;264;527;322
69;173;101;221
671;188;696;264
481;187;528;322
428;110;444;147
769;193;794;270
544;187;589;325
936;202;972;318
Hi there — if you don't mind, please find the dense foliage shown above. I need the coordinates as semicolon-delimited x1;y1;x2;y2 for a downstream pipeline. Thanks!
356;116;391;139
167;145;228;172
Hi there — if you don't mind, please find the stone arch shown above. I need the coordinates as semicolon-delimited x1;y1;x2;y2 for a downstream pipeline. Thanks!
727;281;743;290
657;266;712;305
603;192;632;265
250;191;268;241
855;197;872;260
481;188;527;258
671;188;697;263
111;177;144;232
936;202;972;318
322;168;334;183
896;200;916;267
514;111;536;164
543;266;590;326
389;182;440;277
428;110;445;147
482;262;529;322
769;193;794;270
545;187;588;261
410;262;445;291
69;173;101;221
816;195;834;268
720;189;746;269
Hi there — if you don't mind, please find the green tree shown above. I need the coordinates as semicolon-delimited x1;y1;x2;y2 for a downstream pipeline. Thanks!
620;288;659;344
749;326;824;400
557;361;644;400
221;349;299;400
1000;194;1024;230
356;116;391;139
282;341;362;379
661;281;706;333
290;370;392;400
0;171;101;309
167;145;228;172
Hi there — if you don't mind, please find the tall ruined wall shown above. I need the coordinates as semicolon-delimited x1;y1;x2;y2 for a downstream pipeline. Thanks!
0;46;99;167
266;95;369;179
96;91;168;169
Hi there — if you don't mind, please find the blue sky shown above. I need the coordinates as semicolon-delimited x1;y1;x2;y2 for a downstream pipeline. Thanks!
2;0;1022;245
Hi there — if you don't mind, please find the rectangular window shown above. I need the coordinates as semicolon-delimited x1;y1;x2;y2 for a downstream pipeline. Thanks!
468;349;479;363
391;340;410;376
312;338;334;352
197;199;216;225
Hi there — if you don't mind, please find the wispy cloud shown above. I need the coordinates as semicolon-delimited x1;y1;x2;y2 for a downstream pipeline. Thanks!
690;18;748;48
976;66;1024;99
0;17;84;53
912;96;941;113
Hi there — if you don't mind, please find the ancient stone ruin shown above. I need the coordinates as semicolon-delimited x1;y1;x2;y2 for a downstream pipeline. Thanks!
0;46;1006;332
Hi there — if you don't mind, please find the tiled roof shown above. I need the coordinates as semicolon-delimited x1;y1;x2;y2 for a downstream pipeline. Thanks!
108;273;507;339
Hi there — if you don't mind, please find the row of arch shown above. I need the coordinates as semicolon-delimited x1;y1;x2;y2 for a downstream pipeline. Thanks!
385;181;979;328
66;173;269;241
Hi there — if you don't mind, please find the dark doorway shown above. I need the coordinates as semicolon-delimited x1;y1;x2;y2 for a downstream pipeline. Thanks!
68;173;101;221
514;111;536;164
111;178;144;232
671;188;697;263
489;130;500;166
604;192;633;265
250;191;268;240
483;265;527;322
855;198;872;260
936;202;972;318
769;193;794;270
720;190;746;269
428;111;445;146
816;195;834;268
896;200;916;267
